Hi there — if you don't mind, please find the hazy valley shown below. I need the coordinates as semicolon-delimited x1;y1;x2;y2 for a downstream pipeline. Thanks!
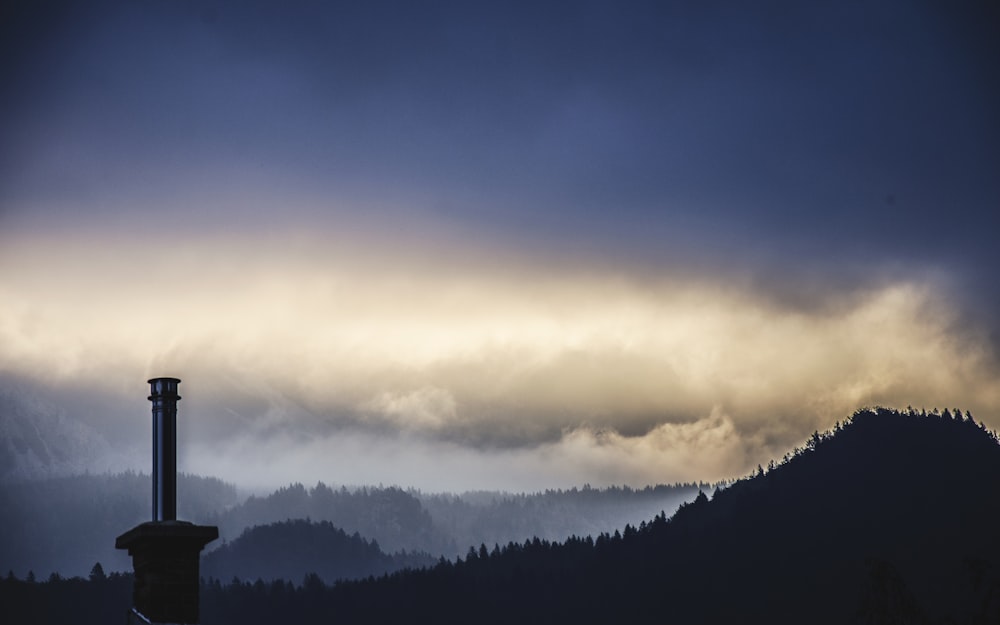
3;408;999;624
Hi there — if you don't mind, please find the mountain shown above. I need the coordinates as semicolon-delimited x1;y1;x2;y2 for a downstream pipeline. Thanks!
6;408;998;625
208;484;451;556
418;483;704;556
0;466;698;579
0;387;118;483
208;482;702;559
0;472;238;578
208;408;999;624
201;519;437;584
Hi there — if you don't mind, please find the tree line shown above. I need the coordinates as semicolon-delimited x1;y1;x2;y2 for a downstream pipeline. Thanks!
4;407;998;623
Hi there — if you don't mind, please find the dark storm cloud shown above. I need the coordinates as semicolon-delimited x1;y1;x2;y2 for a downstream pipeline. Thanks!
4;1;997;275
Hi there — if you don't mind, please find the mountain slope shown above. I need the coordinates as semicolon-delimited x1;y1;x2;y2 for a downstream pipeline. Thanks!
201;519;436;584
293;408;1000;625
0;472;238;578
208;484;451;556
418;482;702;556
0;387;117;483
208;481;703;558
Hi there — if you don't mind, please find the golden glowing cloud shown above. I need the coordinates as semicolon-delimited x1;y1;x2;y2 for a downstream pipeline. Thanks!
1;230;997;488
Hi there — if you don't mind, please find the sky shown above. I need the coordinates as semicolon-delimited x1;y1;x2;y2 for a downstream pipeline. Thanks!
1;0;998;492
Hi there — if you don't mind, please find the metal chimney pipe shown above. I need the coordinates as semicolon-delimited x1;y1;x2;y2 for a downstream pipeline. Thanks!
148;377;180;521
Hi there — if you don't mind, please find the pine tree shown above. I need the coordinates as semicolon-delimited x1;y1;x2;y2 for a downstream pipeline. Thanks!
89;562;107;582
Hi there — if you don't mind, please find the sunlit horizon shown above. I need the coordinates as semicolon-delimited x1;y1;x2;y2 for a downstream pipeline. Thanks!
3;227;997;492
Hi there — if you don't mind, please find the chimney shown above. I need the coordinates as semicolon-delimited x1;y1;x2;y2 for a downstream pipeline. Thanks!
150;377;179;521
116;378;218;625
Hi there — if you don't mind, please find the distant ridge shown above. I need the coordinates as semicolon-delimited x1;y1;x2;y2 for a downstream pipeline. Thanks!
207;481;702;558
245;408;1000;625
201;519;436;584
0;387;117;483
4;408;1000;624
0;472;238;578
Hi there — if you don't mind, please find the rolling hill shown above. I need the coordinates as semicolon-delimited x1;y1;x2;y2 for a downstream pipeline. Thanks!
206;407;1000;624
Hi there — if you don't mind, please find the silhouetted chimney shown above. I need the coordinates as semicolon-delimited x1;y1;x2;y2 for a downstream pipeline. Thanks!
116;378;218;625
150;377;179;521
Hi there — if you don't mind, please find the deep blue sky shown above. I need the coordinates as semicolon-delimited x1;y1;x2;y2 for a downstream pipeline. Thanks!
5;2;997;258
1;1;998;490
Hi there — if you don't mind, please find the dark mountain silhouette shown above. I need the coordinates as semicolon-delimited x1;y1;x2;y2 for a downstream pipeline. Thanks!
419;482;704;556
0;472;238;578
201;519;436;584
0;467;699;579
209;481;702;558
5;408;999;625
208;484;451;556
0;386;121;483
196;407;999;625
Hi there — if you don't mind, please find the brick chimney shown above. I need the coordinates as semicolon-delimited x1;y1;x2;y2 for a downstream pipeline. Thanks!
116;378;218;625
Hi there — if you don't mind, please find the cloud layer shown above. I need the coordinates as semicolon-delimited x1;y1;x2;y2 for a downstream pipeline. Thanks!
2;232;997;489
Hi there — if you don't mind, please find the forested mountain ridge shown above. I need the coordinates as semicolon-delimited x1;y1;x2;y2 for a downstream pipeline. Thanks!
0;465;701;580
201;519;437;584
208;481;703;558
419;482;706;556
0;386;119;483
0;472;238;578
3;408;998;624
212;407;998;625
207;484;450;556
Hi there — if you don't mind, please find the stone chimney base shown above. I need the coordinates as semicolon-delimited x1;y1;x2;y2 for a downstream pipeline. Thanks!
116;521;219;625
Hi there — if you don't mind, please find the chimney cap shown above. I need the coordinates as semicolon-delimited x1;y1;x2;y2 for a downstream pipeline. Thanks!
148;377;181;384
148;377;181;399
